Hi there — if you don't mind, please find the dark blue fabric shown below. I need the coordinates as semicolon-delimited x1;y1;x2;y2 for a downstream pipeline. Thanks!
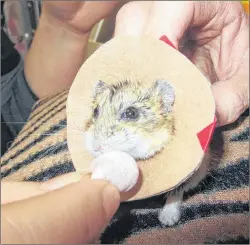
1;59;38;137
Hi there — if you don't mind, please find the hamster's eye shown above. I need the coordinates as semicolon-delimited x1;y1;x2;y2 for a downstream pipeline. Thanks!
93;106;99;118
122;107;139;120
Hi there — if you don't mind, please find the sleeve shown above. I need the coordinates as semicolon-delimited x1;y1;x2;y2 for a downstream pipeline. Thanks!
1;59;38;137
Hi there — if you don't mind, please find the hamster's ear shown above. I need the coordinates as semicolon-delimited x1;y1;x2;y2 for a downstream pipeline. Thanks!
152;80;175;113
94;80;106;97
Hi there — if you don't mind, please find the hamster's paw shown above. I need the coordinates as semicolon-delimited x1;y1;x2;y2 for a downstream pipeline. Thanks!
158;201;181;226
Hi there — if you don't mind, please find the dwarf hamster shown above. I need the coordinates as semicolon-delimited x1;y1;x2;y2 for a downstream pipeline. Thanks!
84;79;175;160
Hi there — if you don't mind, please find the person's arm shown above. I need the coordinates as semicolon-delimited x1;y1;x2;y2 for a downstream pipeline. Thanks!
24;2;118;99
24;13;88;99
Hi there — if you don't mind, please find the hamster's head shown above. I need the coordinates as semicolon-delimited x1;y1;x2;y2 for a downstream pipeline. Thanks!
84;80;175;160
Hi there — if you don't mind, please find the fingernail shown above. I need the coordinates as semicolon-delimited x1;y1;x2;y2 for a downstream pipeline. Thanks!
102;185;120;219
40;172;82;191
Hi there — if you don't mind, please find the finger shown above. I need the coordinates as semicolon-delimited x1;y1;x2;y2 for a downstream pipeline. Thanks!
190;46;219;83
115;2;226;49
1;172;82;205
212;49;249;126
1;177;120;244
115;2;152;37
1;182;45;205
80;1;120;29
115;1;194;48
212;77;249;126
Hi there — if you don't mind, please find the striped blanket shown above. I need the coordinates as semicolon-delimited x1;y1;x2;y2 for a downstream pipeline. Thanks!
1;90;249;244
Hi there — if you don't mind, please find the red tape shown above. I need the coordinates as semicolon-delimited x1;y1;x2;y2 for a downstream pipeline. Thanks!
197;116;217;152
159;35;177;49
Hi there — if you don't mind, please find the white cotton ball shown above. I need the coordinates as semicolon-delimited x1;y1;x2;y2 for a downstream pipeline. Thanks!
91;151;139;192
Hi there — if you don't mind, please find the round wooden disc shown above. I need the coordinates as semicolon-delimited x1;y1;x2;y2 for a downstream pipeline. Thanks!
67;36;215;201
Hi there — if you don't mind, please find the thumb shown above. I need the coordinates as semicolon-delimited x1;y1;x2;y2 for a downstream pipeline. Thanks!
1;176;120;244
114;1;194;48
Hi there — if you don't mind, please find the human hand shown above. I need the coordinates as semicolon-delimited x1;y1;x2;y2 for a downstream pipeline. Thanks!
42;0;119;35
115;1;249;126
26;1;120;98
1;173;120;244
